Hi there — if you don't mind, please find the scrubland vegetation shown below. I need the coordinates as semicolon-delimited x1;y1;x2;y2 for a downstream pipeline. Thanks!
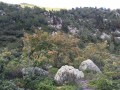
0;2;120;90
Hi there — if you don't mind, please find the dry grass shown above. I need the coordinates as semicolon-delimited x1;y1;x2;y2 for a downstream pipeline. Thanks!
20;3;66;11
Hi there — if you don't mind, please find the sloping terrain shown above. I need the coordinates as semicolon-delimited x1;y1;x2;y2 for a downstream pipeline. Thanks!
0;2;120;89
0;2;120;53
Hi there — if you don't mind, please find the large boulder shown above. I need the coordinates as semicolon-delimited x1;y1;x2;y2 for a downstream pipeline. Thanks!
21;67;49;76
79;59;101;73
54;65;84;85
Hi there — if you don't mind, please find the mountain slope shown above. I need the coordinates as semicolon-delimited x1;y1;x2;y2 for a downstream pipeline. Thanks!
0;2;119;53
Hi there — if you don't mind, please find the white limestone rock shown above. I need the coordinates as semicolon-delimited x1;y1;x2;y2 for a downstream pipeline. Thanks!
54;65;84;85
79;59;101;73
100;33;111;41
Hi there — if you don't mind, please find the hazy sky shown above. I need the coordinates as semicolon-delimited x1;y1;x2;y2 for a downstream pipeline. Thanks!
0;0;120;9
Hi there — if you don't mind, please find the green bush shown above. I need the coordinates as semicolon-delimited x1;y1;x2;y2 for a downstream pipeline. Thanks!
23;76;56;90
0;80;17;90
112;80;120;89
89;75;114;90
13;78;25;88
35;78;56;90
33;58;49;67
48;67;58;74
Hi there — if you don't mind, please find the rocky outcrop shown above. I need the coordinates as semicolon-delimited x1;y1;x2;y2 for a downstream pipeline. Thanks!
100;33;111;41
79;59;101;73
68;26;79;35
21;67;49;76
54;65;84;85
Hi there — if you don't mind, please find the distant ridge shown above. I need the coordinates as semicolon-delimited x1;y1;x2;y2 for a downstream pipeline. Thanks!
20;3;66;11
20;3;37;8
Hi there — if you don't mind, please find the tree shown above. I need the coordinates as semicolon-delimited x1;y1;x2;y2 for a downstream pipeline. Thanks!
49;31;80;67
22;30;80;67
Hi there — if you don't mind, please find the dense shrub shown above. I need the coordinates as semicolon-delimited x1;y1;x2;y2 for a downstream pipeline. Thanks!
22;76;55;90
89;75;115;90
22;30;80;67
35;78;56;90
4;60;23;79
0;80;17;90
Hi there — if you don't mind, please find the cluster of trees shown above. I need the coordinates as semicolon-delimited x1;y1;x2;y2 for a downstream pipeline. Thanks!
0;2;48;48
54;8;120;53
57;8;120;31
22;30;80;67
0;2;120;53
22;30;114;71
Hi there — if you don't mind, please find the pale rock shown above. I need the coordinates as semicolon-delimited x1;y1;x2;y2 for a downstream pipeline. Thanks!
100;33;111;41
68;26;79;35
79;59;101;73
114;30;120;36
54;65;84;85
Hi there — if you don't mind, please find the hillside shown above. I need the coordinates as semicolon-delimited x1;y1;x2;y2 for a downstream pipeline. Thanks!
0;2;120;90
0;2;119;53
